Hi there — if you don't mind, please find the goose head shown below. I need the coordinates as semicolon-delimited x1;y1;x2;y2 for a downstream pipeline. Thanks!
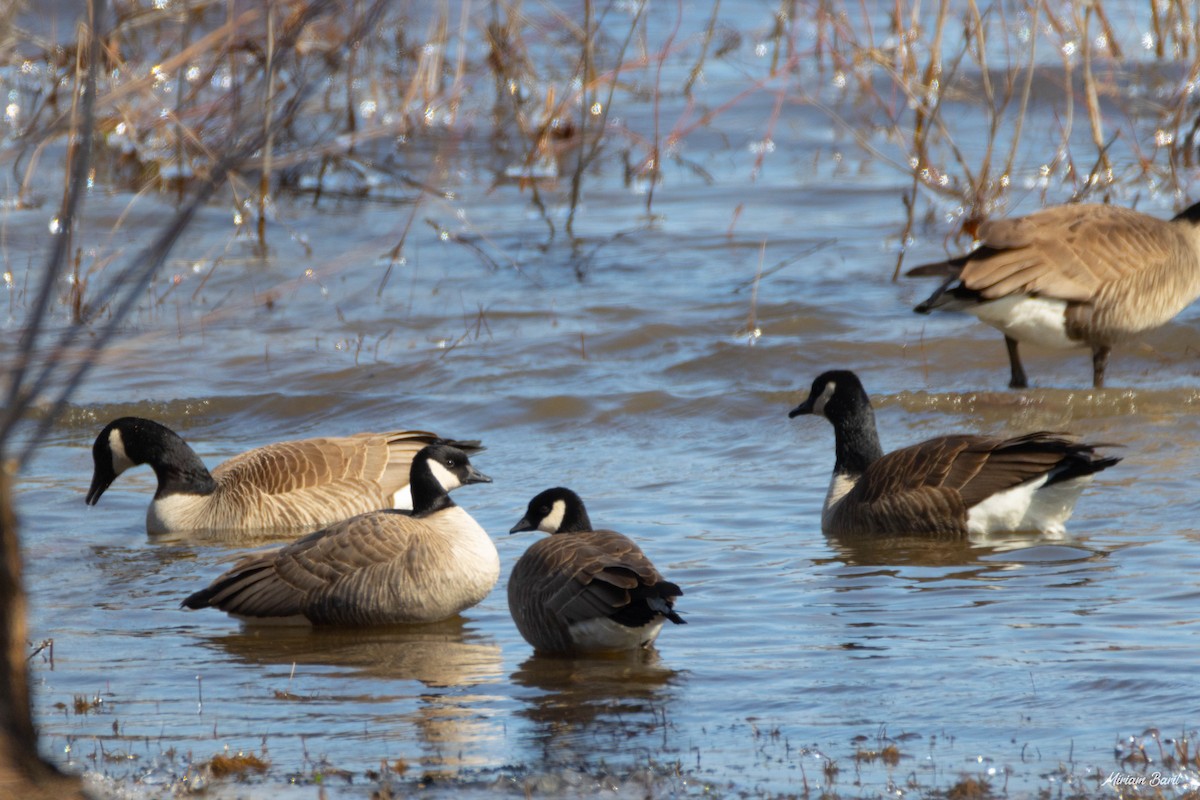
86;417;195;505
510;487;593;534
788;369;869;424
409;443;491;510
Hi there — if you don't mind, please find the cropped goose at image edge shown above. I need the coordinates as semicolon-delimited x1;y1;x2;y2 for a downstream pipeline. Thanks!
908;200;1200;388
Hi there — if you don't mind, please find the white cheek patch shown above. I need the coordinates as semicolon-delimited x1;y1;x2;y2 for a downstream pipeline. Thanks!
811;381;837;417
539;499;567;533
109;429;136;476
426;459;462;492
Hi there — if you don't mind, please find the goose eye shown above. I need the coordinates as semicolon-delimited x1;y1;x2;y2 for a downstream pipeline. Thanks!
444;458;456;468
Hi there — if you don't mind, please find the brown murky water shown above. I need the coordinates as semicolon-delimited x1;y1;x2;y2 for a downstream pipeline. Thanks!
7;1;1200;797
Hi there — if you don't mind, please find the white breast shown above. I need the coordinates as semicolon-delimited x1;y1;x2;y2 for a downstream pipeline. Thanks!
969;295;1080;350
436;506;501;598
821;472;858;529
147;494;212;535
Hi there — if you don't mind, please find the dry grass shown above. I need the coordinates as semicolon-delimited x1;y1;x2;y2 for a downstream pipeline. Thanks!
205;749;271;779
800;0;1200;273
1;0;1196;304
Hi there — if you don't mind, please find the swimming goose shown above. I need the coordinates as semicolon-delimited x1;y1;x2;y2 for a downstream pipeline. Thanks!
788;370;1120;537
86;416;482;535
507;487;685;654
907;200;1200;388
182;444;498;625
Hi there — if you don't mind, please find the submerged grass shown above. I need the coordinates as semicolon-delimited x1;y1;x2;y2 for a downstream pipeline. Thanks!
65;727;1200;799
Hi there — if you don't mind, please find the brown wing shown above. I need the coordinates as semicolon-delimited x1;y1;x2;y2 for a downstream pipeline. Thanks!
528;530;678;625
211;430;443;497
959;204;1181;302
182;511;431;619
840;433;1084;534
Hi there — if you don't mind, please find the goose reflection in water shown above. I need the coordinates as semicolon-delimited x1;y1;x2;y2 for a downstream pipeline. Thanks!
194;617;502;687
510;650;682;763
821;528;1104;570
192;619;505;771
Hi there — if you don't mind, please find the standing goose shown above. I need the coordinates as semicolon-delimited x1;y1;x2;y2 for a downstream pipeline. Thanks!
789;370;1120;537
507;487;685;655
907;200;1200;388
182;444;498;625
86;416;482;535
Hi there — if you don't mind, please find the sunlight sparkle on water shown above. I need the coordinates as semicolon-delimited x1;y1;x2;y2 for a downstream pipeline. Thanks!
4;103;18;126
360;100;378;119
48;217;60;235
591;102;602;116
1156;129;1174;146
3;271;12;289
1142;32;1155;50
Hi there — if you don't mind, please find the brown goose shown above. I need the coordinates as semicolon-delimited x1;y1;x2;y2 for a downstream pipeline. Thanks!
507;487;685;654
182;444;498;625
86;417;481;535
907;200;1200;388
789;370;1120;537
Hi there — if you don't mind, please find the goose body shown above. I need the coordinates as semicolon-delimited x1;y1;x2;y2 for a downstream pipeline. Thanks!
789;370;1120;537
182;444;499;625
507;487;685;654
908;201;1200;388
86;417;481;535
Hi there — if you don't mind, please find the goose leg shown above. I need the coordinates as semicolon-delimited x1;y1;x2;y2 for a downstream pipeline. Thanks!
1005;336;1028;389
1092;346;1110;388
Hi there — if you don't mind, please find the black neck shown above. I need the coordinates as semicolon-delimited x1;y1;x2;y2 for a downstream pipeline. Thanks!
829;403;885;477
558;501;593;533
408;462;455;517
1173;200;1200;224
136;423;217;498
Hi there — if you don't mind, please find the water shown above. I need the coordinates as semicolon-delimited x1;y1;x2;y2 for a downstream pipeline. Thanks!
8;2;1200;797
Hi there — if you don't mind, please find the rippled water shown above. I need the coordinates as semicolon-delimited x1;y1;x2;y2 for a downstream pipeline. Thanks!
9;2;1200;798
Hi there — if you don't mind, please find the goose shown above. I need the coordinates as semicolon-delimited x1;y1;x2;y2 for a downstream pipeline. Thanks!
907;200;1200;388
507;487;685;654
788;370;1120;537
181;443;498;625
86;416;482;535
